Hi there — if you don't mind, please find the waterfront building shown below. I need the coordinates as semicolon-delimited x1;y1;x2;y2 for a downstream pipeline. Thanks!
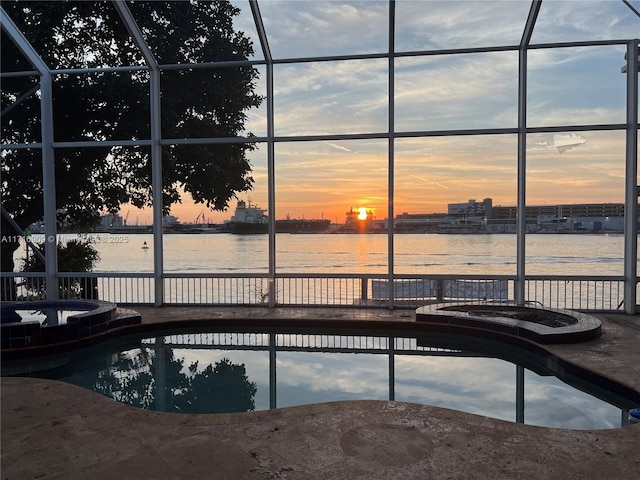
392;213;445;233
484;218;538;234
491;203;627;221
393;199;634;234
492;202;632;233
100;214;124;228
448;198;493;219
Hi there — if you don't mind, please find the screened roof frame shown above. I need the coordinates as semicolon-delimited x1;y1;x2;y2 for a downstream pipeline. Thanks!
2;2;635;147
0;0;638;311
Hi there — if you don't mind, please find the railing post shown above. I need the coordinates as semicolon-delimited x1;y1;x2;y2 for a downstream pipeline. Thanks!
516;365;525;423
623;40;638;314
269;332;276;409
361;277;368;303
388;335;395;401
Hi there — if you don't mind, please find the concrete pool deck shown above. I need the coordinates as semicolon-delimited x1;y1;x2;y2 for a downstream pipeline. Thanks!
2;307;640;479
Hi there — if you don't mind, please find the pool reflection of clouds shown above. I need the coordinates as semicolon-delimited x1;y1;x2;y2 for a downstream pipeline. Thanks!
170;346;622;427
276;352;388;393
525;394;618;430
395;355;516;393
524;372;621;429
276;352;388;408
67;335;626;429
394;355;517;421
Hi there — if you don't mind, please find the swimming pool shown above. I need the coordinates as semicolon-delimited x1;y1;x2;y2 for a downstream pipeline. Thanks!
18;327;637;430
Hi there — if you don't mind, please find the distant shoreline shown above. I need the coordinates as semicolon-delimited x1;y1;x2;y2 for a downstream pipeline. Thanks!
23;228;625;236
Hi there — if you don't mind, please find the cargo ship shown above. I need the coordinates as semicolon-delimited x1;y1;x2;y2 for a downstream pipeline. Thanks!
224;200;331;234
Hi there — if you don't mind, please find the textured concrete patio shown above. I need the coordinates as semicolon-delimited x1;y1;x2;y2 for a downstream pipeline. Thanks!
2;307;639;479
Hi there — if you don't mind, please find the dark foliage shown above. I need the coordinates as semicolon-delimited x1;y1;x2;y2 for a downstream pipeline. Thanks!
73;347;258;414
1;1;262;278
21;239;100;298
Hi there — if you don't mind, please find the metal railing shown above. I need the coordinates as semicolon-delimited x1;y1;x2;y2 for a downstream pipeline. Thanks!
139;332;463;355
0;271;632;312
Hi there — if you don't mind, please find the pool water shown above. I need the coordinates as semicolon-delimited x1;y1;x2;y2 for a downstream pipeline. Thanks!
29;329;636;430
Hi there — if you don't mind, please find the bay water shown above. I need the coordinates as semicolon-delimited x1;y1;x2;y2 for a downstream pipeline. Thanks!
18;232;628;276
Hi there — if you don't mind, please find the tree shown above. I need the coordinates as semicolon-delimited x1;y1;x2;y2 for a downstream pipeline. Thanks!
68;346;257;415
1;1;262;292
21;239;100;299
177;357;257;414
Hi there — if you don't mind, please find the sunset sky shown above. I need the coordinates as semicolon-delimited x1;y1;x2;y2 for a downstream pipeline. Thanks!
120;0;639;226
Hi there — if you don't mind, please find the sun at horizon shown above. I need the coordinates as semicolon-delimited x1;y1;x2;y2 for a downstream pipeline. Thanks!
358;208;368;220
